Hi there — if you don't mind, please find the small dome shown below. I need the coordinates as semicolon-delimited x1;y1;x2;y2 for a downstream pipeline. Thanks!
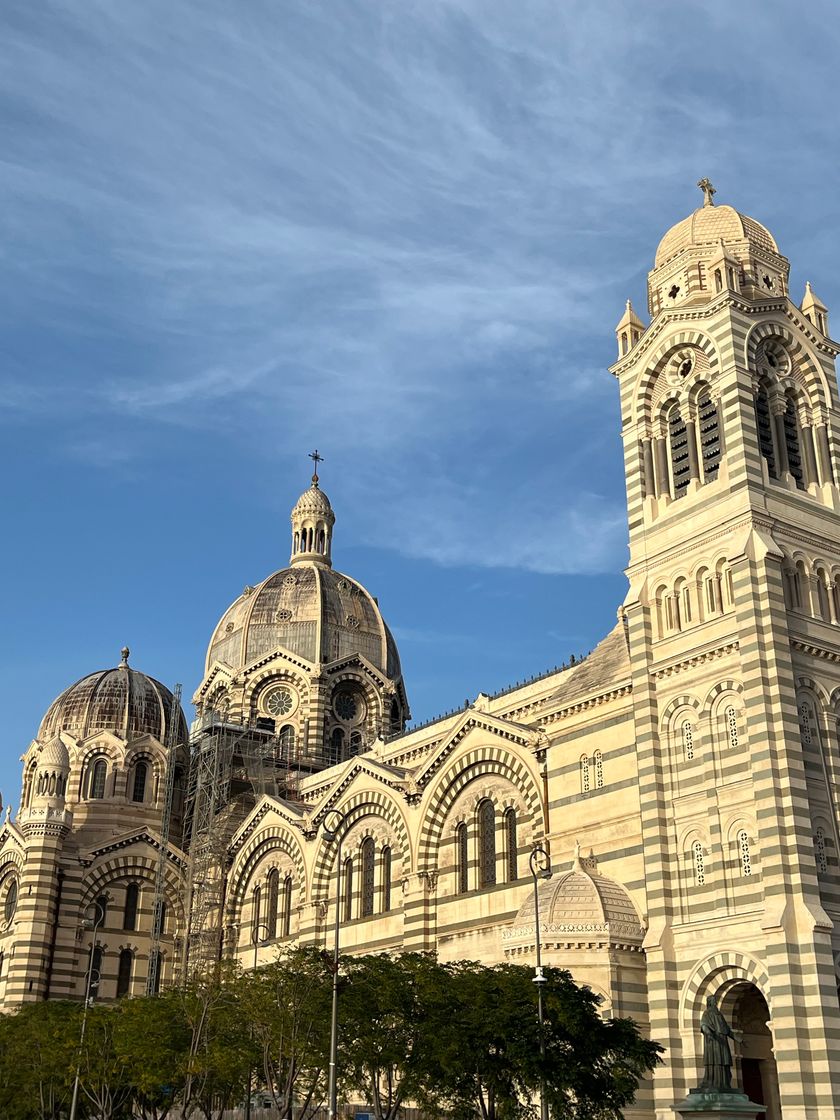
655;203;778;268
206;565;402;678
292;480;333;519
38;651;188;744
36;737;70;771
504;860;644;950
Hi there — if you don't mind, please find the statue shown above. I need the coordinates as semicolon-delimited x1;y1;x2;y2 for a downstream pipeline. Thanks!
698;995;741;1092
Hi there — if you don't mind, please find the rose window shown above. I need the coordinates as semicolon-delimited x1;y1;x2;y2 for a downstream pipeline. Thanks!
264;687;295;717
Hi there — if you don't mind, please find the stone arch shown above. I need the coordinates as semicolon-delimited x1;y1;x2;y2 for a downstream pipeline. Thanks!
702;680;743;719
227;826;307;919
311;788;410;899
245;667;309;715
660;694;702;728
746;322;831;410
79;854;186;931
416;744;543;872
680;951;771;1031
639;333;720;425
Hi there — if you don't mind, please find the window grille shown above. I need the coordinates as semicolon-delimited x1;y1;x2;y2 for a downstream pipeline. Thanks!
784;397;805;488
361;837;375;917
456;824;468;895
89;759;107;800
580;755;590;793
382;847;392;912
116;949;133;998
737;830;752;876
816;828;828;873
282;876;293;937
131;762;147;803
343;857;353;921
800;702;813;746
594;750;604;789
123;883;139;932
478;800;496;888
504;809;518;882
697;391;721;481
668;406;691;497
682;721;695;761
692;841;705;885
754;385;775;476
266;869;279;939
725;706;739;749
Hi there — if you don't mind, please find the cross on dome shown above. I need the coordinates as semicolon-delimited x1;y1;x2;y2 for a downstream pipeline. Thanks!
308;448;324;485
697;177;716;207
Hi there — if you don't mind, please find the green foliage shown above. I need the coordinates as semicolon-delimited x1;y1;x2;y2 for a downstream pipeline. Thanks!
0;953;661;1120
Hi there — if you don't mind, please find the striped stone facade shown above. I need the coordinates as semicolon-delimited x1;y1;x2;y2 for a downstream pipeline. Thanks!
3;190;840;1118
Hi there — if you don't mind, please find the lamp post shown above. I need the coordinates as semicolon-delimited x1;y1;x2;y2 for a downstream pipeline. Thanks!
69;898;106;1120
529;845;552;1120
244;922;270;1120
322;808;347;1120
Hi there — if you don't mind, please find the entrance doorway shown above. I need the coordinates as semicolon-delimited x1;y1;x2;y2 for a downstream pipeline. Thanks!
720;983;779;1120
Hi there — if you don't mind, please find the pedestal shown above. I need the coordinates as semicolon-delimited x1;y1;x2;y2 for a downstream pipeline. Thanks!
673;1090;765;1119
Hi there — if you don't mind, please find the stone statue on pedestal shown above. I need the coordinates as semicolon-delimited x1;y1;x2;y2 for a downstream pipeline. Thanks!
698;995;740;1092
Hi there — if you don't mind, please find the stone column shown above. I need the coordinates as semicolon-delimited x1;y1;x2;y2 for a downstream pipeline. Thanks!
801;424;819;487
401;870;437;952
685;414;701;483
770;399;789;476
654;437;670;498
816;423;834;484
641;438;655;498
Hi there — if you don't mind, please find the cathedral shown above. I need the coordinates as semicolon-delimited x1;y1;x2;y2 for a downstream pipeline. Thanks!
3;183;840;1120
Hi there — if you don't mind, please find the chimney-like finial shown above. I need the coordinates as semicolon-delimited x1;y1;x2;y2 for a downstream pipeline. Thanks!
697;177;716;207
120;646;130;666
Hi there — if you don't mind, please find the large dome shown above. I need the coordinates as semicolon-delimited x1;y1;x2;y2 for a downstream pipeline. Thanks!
38;649;188;744
655;202;778;268
206;564;402;678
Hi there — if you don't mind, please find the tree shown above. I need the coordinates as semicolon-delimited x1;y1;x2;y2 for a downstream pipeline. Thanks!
76;1003;132;1120
114;991;191;1120
239;948;332;1119
0;1001;78;1120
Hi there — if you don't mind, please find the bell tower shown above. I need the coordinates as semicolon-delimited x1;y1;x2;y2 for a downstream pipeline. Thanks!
611;182;840;1118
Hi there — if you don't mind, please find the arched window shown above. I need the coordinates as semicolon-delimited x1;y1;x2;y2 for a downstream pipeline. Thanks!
668;404;691;498
131;761;148;804
594;750;604;789
504;809;518;882
737;830;752;876
682;720;695;761
342;857;353;921
278;725;295;754
755;381;776;477
116;948;133;998
361;837;375;918
697;389;721;481
123;883;139;931
580;755;590;794
0;950;4;976
282;876;293;937
88;758;107;800
253;884;262;933
724;706;739;749
784;394;805;489
266;869;279;940
3;880;18;926
815;828;828;873
349;730;363;756
328;728;344;766
478;800;496;888
692;841;705;886
90;945;104;996
94;894;108;929
381;847;392;912
390;700;401;732
455;823;468;895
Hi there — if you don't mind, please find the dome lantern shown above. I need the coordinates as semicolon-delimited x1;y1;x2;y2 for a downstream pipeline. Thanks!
290;451;335;568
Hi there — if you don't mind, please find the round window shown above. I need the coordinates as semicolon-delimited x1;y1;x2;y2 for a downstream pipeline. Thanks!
264;686;295;718
334;690;364;723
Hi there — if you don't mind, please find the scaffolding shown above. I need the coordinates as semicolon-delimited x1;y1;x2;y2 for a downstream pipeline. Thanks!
182;713;317;978
146;683;182;996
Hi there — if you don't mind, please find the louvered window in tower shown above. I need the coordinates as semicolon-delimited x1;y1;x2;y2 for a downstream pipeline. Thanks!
754;385;776;477
455;824;468;895
668;406;691;497
478;800;496;888
361;837;375;917
784;396;805;488
697;391;721;481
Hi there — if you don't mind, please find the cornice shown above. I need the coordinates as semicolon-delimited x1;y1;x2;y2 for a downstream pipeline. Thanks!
652;641;739;681
541;683;632;726
790;639;840;665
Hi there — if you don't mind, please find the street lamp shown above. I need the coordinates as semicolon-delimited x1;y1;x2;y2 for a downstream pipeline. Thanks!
529;844;552;1120
322;807;347;1120
69;897;106;1120
244;922;270;1120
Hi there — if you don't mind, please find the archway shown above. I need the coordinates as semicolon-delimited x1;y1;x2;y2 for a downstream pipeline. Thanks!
719;983;780;1120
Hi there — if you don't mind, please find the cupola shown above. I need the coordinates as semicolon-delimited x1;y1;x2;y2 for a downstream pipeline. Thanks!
290;452;335;567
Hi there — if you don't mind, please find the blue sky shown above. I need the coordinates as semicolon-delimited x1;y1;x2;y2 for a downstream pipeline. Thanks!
2;0;839;805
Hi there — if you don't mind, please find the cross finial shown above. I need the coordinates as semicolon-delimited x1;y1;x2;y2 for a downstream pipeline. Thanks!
308;449;324;484
697;177;716;207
